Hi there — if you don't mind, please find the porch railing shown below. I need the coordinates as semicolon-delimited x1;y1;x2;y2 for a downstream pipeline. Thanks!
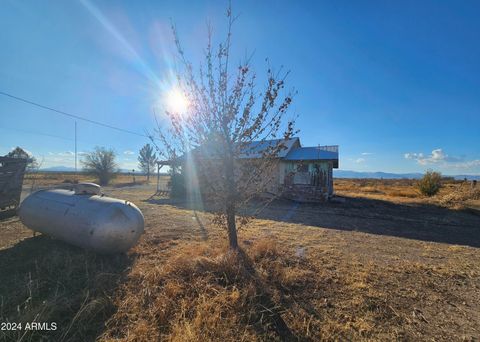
317;145;338;153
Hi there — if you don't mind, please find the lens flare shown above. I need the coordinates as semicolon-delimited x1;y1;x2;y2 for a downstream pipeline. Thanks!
166;88;189;113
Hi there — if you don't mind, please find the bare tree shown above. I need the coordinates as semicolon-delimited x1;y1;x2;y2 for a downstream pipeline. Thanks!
138;144;157;182
151;6;297;249
82;147;117;185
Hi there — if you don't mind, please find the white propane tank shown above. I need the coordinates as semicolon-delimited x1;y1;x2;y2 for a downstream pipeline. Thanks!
18;184;144;254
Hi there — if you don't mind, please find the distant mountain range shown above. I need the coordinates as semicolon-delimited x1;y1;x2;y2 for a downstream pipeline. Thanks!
334;170;480;180
39;166;480;180
334;170;423;179
41;166;77;172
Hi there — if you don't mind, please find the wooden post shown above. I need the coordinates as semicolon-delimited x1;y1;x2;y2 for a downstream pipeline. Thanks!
157;163;160;192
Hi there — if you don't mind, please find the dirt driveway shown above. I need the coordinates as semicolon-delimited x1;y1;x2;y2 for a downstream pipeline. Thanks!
1;184;479;340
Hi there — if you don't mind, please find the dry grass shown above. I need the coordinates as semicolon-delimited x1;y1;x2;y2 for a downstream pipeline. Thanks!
101;240;301;341
334;178;421;200
334;178;471;204
0;236;131;341
1;178;480;341
439;183;480;209
101;232;480;341
23;172;156;189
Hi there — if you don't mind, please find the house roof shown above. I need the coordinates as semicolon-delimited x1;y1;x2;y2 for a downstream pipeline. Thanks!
164;138;339;166
284;147;338;161
172;137;299;162
238;137;299;159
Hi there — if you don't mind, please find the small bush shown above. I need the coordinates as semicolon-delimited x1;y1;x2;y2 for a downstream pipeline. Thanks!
417;171;442;196
170;172;186;199
81;147;117;185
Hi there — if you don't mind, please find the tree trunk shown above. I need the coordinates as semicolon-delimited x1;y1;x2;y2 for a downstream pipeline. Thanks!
225;152;238;249
147;165;150;182
226;201;238;249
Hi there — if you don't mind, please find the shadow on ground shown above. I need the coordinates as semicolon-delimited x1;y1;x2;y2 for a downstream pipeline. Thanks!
0;235;133;341
146;195;480;248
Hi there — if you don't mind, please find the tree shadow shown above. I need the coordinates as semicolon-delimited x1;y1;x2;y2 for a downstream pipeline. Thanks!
146;195;480;248
193;210;209;241
0;235;134;341
233;248;296;341
144;196;209;241
257;196;480;247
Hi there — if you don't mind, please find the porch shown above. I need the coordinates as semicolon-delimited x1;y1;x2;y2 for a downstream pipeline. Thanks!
281;170;333;202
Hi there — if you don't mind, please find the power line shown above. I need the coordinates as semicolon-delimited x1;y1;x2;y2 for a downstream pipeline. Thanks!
0;91;150;138
0;125;74;141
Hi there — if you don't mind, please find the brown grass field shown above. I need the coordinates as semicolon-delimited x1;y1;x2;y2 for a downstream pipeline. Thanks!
1;173;479;341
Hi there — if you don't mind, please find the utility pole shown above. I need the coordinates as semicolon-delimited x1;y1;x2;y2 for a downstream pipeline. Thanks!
74;121;77;182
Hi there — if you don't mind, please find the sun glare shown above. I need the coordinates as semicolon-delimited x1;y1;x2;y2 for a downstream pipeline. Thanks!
165;88;189;113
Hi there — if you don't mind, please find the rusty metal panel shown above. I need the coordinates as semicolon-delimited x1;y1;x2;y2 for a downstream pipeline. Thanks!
0;157;27;210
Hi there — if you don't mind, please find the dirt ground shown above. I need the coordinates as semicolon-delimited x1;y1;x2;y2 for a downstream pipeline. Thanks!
1;176;479;341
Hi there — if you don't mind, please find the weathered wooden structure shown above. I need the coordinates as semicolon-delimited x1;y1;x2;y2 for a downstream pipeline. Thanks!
0;157;27;214
148;161;171;199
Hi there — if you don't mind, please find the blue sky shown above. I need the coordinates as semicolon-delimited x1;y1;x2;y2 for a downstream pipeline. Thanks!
1;0;479;174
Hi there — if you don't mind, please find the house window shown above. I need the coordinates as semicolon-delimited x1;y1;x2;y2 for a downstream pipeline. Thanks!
296;163;309;172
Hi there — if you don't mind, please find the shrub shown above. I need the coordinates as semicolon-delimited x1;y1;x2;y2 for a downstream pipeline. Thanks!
81;147;117;185
169;172;186;199
417;171;442;196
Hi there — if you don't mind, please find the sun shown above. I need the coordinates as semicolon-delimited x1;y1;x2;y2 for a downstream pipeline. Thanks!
165;87;189;113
